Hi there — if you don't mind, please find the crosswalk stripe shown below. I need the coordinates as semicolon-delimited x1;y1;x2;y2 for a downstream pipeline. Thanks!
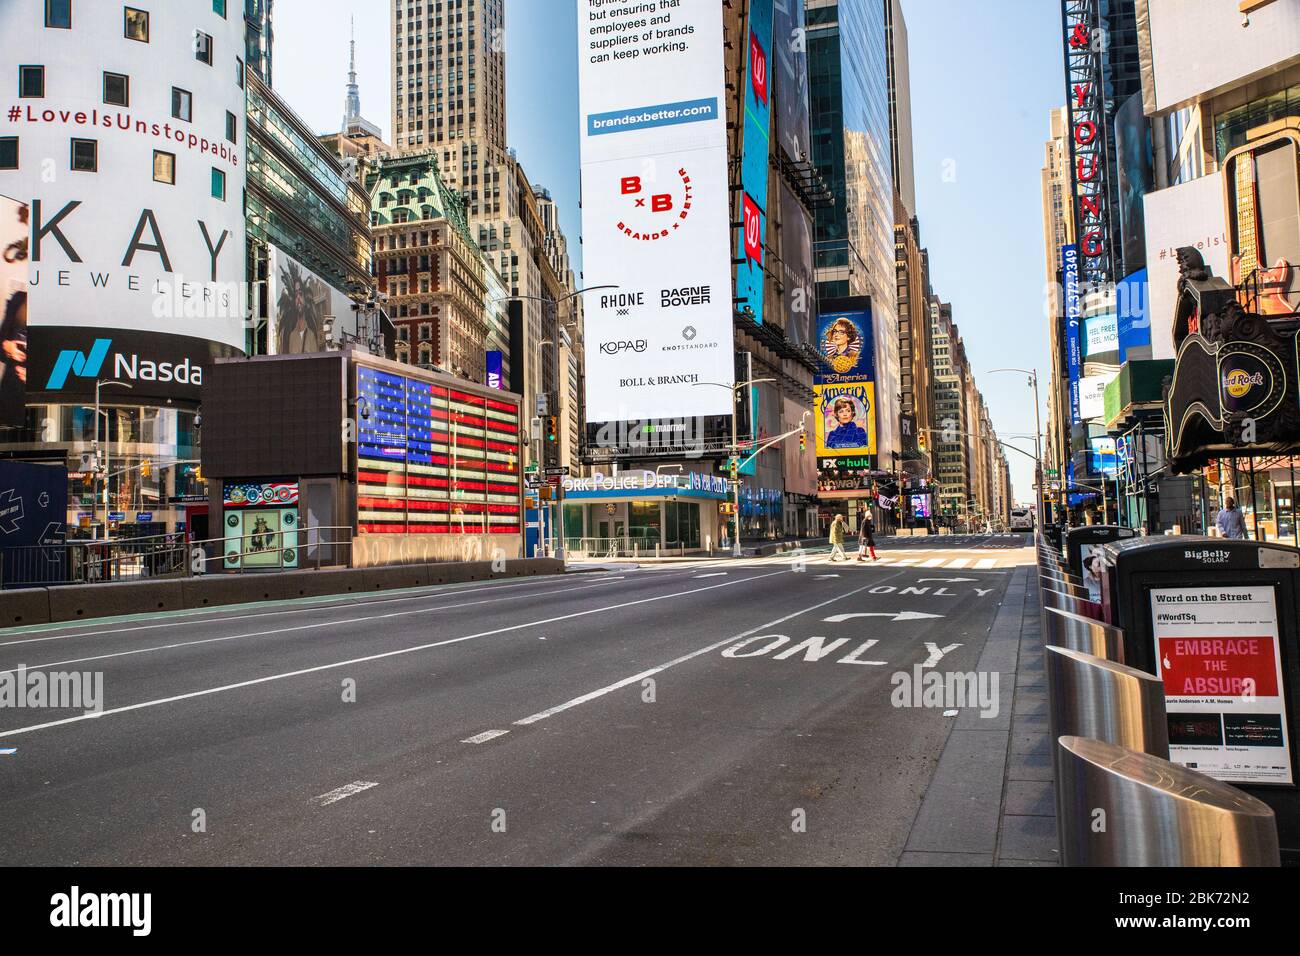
919;558;945;568
944;559;970;569
975;558;997;570
893;558;919;566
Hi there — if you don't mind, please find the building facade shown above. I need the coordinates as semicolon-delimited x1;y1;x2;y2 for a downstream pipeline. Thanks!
0;0;250;540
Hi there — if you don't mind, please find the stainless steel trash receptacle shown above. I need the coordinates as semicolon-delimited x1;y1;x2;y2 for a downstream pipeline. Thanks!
1057;736;1280;866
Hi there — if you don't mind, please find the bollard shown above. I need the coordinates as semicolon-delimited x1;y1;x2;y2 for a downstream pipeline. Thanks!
1057;736;1280;866
1041;574;1086;599
1044;646;1167;764
1042;606;1124;662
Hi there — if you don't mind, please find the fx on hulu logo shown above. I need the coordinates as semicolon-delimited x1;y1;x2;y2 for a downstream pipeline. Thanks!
45;339;111;390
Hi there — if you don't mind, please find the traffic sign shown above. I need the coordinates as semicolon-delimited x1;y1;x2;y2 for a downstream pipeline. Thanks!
108;512;126;522
524;475;542;489
544;466;570;477
136;512;154;523
546;475;562;487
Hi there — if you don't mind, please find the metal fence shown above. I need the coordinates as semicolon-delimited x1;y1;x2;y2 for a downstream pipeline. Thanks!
1;526;355;589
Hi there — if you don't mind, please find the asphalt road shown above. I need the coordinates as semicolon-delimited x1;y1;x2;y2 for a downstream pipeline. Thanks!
0;533;1033;866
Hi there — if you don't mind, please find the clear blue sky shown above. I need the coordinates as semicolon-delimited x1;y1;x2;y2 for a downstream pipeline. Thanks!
274;0;1065;503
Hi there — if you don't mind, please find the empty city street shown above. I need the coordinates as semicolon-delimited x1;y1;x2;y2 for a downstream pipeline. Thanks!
0;536;1031;866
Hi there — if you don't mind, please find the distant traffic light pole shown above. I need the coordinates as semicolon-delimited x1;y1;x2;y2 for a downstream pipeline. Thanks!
694;378;777;556
88;379;134;540
987;368;1044;526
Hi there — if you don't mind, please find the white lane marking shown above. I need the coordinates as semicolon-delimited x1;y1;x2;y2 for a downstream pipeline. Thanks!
693;573;727;579
919;558;945;568
0;748;15;755
0;569;789;739
0;578;628;678
0;573;620;649
462;729;510;745
944;559;971;569
312;781;379;806
975;558;997;570
510;569;912;728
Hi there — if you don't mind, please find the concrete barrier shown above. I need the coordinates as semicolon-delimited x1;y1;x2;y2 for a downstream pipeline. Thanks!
0;588;51;627
361;564;430;592
278;568;368;599
182;574;290;609
0;559;568;629
47;579;186;623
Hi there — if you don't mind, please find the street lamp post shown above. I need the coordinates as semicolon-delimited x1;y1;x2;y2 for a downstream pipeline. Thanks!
499;285;618;564
693;378;775;557
91;379;134;540
988;368;1043;525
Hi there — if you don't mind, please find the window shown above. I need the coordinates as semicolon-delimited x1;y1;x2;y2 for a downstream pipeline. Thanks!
171;87;192;122
45;0;71;29
124;7;149;42
0;137;18;170
70;138;97;172
19;66;44;98
236;56;244;88
152;149;175;184
210;167;225;201
103;71;129;106
212;0;226;16
225;110;237;144
195;31;213;65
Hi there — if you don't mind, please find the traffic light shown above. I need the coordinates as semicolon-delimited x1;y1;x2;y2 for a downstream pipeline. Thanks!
799;431;807;453
193;466;202;483
140;459;152;478
545;416;559;444
728;457;739;481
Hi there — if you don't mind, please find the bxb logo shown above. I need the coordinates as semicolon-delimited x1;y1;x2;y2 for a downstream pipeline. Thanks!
46;339;111;390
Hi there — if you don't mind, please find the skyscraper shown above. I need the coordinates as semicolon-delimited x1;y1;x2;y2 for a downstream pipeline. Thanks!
389;0;579;473
245;0;274;86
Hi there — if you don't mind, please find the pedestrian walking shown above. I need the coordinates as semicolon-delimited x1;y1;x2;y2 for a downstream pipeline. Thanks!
828;514;848;561
1216;497;1249;540
856;510;877;562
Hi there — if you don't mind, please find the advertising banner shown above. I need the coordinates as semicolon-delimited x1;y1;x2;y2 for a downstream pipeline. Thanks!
486;350;504;390
1062;245;1082;424
735;0;773;324
1150;585;1293;785
814;381;876;457
0;194;27;426
577;0;734;424
816;310;875;383
779;184;815;346
1143;171;1228;360
268;246;356;355
773;0;811;165
1084;313;1119;358
1116;268;1152;362
1078;374;1110;422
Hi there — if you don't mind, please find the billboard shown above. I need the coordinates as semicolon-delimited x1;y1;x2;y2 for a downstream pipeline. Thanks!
1116;268;1152;362
773;0;811;165
267;246;356;356
816;310;874;382
0;194;27;426
1140;0;1300;117
814;381;876;457
0;1;249;405
779;184;816;346
735;0;774;324
577;0;734;424
486;351;504;390
1143;171;1228;360
1062;245;1082;424
1083;313;1119;358
1114;91;1152;276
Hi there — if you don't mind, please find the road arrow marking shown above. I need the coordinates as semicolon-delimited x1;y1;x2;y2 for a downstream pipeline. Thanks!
917;578;978;584
822;611;945;623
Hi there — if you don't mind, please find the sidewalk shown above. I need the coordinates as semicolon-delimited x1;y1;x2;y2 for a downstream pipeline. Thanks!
897;565;1059;866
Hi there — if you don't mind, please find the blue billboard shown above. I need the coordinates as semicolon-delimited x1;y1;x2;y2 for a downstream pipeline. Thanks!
1062;244;1082;425
486;350;504;390
815;309;875;384
1116;268;1152;362
735;0;773;324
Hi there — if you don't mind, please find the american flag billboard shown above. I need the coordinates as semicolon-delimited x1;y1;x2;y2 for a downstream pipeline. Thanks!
357;366;522;535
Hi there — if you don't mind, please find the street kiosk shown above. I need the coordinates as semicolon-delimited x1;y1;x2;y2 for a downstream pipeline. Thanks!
1098;536;1300;862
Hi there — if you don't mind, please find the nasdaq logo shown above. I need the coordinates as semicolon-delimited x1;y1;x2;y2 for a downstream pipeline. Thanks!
45;339;111;390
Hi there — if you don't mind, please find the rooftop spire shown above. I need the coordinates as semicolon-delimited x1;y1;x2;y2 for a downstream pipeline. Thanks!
344;14;361;128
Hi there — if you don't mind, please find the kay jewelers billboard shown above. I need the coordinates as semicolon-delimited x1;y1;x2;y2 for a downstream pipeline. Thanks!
577;0;735;424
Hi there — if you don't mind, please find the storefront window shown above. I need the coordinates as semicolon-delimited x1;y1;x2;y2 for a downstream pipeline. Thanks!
629;501;661;545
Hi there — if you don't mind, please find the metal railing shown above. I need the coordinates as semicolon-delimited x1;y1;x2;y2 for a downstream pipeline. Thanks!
1;526;356;588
